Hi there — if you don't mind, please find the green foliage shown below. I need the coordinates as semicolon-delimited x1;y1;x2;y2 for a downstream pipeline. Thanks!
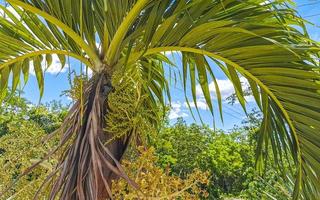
245;168;292;200
1;1;320;198
152;119;252;198
0;120;54;199
153;118;213;174
208;132;254;195
152;115;293;199
0;92;66;199
112;146;210;200
0;94;299;200
0;91;67;135
28;101;68;133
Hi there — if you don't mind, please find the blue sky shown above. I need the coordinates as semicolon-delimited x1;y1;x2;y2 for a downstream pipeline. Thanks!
18;0;320;130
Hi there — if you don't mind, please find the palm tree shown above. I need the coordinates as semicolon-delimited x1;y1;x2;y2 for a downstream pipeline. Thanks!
0;0;319;199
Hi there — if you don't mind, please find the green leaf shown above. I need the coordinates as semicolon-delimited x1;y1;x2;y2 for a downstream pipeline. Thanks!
227;64;247;113
46;54;53;67
33;56;44;98
194;54;213;115
11;63;21;92
22;58;30;86
0;67;10;101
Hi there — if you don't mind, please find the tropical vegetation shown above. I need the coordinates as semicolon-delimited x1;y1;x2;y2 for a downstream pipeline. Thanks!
0;0;319;199
0;94;293;199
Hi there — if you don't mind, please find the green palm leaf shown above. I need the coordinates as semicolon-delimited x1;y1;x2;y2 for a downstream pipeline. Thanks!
0;0;319;199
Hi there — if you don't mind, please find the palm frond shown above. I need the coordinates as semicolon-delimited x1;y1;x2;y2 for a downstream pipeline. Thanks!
0;0;319;199
116;1;320;199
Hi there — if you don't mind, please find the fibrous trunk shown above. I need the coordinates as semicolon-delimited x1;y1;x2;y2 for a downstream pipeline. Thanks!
35;74;135;200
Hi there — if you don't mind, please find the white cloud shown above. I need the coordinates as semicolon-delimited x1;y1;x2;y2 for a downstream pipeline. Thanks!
184;99;209;110
193;77;255;110
196;77;248;99
30;54;68;75
169;101;188;119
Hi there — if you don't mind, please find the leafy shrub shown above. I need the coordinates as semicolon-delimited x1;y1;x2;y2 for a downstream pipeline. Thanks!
112;146;210;200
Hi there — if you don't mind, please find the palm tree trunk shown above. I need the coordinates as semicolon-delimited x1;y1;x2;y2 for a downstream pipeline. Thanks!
97;134;131;200
43;74;133;200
